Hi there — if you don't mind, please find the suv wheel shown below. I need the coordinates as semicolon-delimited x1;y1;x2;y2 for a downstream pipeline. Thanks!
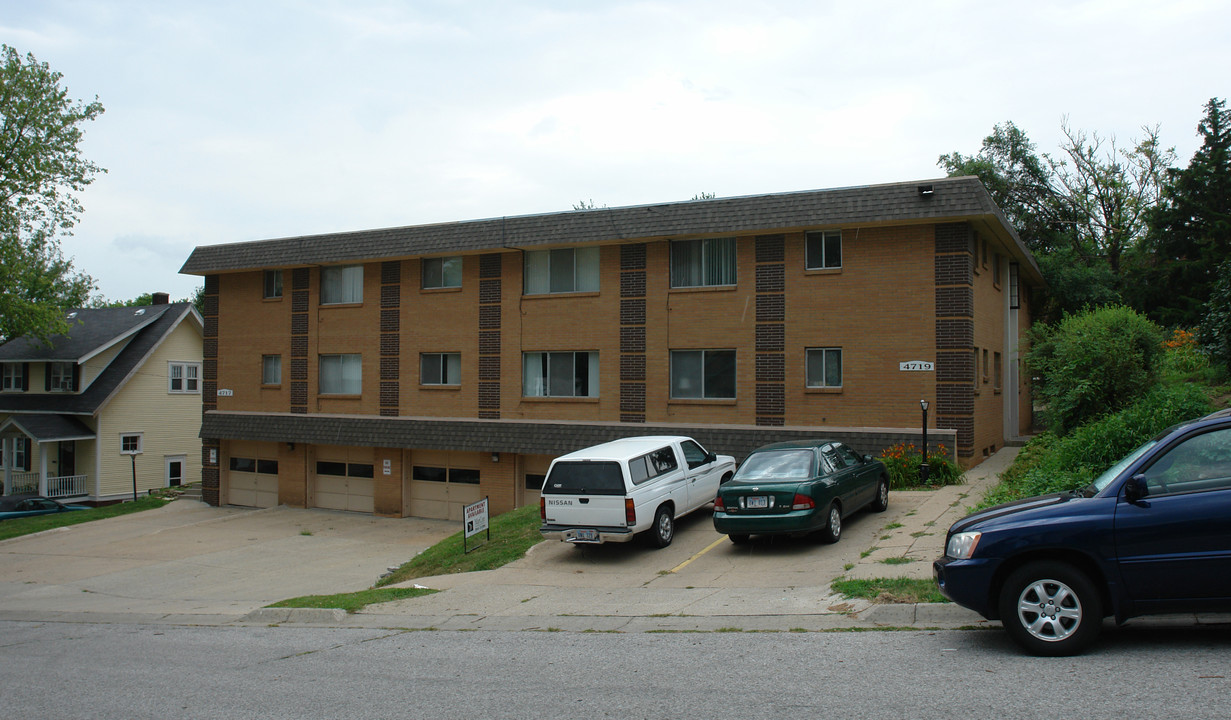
998;561;1102;656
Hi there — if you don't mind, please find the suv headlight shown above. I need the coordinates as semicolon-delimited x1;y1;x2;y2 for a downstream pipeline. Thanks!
946;531;982;559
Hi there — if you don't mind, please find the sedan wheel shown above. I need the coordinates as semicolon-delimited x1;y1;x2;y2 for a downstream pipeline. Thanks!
870;476;889;512
998;561;1102;656
821;502;841;544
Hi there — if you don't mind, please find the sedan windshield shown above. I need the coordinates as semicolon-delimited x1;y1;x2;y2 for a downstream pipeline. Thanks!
734;450;814;480
1090;440;1158;493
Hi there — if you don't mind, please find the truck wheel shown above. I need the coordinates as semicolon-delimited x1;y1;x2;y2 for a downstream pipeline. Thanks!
998;561;1102;656
649;505;674;548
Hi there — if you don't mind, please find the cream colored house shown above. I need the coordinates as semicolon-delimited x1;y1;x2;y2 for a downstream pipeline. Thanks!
0;296;203;502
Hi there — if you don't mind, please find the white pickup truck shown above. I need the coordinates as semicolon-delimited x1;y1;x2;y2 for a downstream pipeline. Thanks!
539;436;736;548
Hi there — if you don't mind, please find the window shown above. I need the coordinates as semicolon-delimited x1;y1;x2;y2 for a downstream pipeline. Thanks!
5;438;31;471
670;349;736;399
263;269;283;299
522;351;599;397
413;465;480;484
629;447;679;486
1141;428;1231;496
121;433;142;455
421;353;461;386
422;257;462;289
973;347;981;391
262;355;282;385
805;230;842;270
993;253;1002;287
523;247;599;294
994;352;1003;392
319;354;362;395
1009;263;1021;309
525;473;546;491
48;362;75;392
230;457;279;474
806;348;843;388
1;363;26;392
321;265;363;304
169;362;201;393
982;349;990;383
670;237;736;288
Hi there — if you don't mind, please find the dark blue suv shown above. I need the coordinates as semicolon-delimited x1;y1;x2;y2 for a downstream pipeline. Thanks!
934;410;1231;655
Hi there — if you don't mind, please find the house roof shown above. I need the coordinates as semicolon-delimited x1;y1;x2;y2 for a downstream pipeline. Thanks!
179;176;1043;283
0;306;167;363
0;414;95;442
201;411;957;465
0;303;201;416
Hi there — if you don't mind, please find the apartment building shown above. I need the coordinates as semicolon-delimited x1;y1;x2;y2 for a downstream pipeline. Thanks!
179;177;1041;520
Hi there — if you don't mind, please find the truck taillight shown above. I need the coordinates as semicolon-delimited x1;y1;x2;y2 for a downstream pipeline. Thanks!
540;496;546;521
792;494;815;510
625;498;636;525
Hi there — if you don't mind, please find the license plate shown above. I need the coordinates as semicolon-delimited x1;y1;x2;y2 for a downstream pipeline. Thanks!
571;528;599;542
746;495;769;509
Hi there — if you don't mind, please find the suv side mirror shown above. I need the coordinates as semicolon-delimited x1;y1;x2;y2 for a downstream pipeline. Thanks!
1124;474;1149;503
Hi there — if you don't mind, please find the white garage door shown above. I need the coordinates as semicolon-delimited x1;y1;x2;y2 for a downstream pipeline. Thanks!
408;450;481;521
312;458;374;513
226;456;279;508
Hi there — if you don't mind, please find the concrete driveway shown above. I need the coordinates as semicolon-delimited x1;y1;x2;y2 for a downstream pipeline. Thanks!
0;501;455;622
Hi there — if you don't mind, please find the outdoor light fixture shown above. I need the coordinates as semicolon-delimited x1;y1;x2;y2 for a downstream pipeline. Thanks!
491;452;500;463
920;399;929;412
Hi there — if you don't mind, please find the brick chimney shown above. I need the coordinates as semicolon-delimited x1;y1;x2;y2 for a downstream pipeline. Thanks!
151;292;170;305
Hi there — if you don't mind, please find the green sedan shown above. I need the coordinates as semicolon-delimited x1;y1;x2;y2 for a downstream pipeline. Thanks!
713;440;889;544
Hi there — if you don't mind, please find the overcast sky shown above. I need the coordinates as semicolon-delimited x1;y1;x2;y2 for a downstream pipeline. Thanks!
4;0;1229;302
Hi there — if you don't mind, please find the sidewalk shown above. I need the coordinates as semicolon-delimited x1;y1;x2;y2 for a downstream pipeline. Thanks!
244;449;1020;632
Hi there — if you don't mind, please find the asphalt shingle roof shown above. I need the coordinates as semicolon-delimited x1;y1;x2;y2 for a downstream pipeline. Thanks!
0;414;96;442
0;306;167;362
0;303;198;416
180;176;1036;278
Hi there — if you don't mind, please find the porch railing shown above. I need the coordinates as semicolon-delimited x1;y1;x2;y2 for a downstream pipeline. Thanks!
5;472;88;499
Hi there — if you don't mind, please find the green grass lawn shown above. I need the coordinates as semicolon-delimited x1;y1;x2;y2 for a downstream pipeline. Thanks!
831;577;948;604
0;495;170;542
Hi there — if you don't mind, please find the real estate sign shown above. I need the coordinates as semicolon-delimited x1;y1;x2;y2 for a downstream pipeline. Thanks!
463;497;490;553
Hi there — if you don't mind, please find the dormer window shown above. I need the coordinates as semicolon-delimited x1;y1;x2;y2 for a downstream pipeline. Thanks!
48;362;77;392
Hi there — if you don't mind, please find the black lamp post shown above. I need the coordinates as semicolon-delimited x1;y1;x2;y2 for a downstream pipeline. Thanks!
920;399;930;484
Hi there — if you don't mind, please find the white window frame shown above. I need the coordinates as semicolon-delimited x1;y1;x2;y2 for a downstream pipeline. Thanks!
523;247;599;295
420;352;461;386
805;347;843;388
320;265;364;305
48;362;74;392
805;230;842;270
422;257;462;289
263;269;283;299
120;433;143;455
319;354;362;395
262;355;282;385
522;351;599;398
670;349;736;399
169;362;201;394
670;237;737;288
1;363;24;392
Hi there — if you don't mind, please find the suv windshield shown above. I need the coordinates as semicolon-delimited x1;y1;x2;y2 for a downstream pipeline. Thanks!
1091;440;1158;493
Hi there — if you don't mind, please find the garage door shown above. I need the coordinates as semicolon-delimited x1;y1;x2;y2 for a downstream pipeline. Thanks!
312;459;374;513
408;450;481;521
227;456;279;508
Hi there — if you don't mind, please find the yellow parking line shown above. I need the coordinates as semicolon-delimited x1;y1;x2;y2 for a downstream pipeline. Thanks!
669;536;727;573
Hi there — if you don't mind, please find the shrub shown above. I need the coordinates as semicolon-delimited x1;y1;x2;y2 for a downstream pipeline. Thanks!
1201;258;1231;372
1027;305;1164;434
880;442;962;489
1160;328;1210;375
980;382;1211;507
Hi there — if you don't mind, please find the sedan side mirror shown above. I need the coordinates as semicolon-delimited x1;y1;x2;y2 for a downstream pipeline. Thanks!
864;454;873;463
1124;474;1149;503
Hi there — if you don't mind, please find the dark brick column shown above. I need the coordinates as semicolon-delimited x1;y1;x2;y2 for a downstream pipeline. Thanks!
934;223;976;459
379;261;401;417
619;244;647;423
478;254;502;419
289;268;310;414
755;235;785;426
201;274;220;506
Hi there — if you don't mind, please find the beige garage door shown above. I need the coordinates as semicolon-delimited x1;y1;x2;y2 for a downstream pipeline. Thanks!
408;450;481;521
227;456;279;508
312;451;374;513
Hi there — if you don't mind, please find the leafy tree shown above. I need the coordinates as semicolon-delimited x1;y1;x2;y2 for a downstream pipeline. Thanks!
1138;98;1231;327
1026;305;1163;434
1201;258;1231;372
0;44;103;344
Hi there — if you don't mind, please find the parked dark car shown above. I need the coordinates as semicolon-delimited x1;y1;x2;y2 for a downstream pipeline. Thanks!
713;440;889;544
0;494;90;521
935;410;1231;656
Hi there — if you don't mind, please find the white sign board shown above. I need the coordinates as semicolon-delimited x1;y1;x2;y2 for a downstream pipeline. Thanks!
216;388;234;397
899;361;935;371
464;497;489;539
383;458;392;476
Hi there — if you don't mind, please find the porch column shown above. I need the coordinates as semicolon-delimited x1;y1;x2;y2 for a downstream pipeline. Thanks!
2;437;10;494
39;442;48;496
